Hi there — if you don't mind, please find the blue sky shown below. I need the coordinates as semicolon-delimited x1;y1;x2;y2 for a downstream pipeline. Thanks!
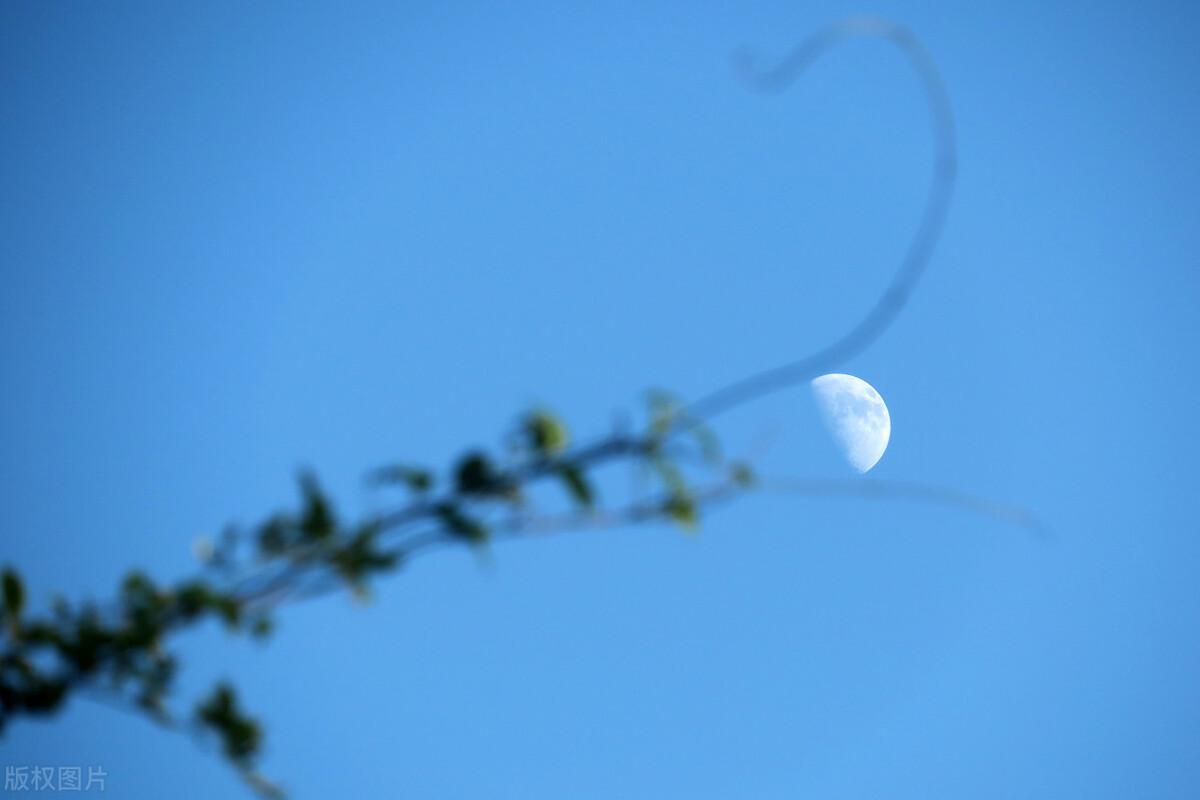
3;1;1199;797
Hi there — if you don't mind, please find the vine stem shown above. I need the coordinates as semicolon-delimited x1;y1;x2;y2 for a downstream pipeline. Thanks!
683;16;957;426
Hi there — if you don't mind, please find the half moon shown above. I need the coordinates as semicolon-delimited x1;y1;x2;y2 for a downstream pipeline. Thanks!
810;373;891;473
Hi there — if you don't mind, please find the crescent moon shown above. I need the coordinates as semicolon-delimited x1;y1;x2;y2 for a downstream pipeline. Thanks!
810;373;891;473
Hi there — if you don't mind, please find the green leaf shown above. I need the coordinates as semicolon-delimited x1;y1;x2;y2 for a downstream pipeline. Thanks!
212;594;243;630
120;571;158;605
175;581;214;620
523;410;569;455
196;683;262;765
557;464;594;509
664;492;699;531
256;514;294;557
3;567;24;624
64;607;111;673
652;456;688;497
297;472;336;540
330;523;401;591
436;503;489;543
455;452;502;496
369;464;433;493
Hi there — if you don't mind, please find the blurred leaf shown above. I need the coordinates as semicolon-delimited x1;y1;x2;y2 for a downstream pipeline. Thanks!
120;571;157;605
651;452;699;532
435;503;489;543
369;464;433;493
1;657;68;715
331;523;401;591
63;607;110;673
455;452;502;496
175;581;214;620
218;598;242;629
196;682;262;765
257;515;294;557
523;410;569;456
170;579;241;629
664;492;699;531
652;456;688;497
557;464;594;509
135;653;177;717
2;568;24;630
298;472;336;540
21;622;62;648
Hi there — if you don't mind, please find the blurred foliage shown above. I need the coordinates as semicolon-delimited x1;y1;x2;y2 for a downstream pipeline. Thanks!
0;398;751;796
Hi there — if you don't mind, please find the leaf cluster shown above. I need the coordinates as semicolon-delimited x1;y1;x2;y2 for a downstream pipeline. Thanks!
0;398;753;795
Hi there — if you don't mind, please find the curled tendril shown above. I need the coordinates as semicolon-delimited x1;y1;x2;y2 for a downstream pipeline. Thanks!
685;16;958;424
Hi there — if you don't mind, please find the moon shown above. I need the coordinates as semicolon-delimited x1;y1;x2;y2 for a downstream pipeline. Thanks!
810;373;891;473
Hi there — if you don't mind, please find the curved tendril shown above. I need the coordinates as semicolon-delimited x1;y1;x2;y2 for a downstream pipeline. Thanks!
684;16;958;425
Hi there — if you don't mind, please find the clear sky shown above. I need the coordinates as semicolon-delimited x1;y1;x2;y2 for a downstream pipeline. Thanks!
3;1;1199;797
